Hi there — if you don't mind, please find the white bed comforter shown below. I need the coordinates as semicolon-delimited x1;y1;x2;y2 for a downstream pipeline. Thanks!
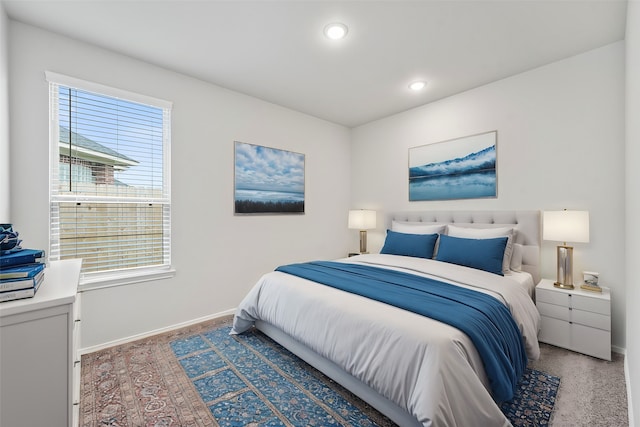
232;254;541;427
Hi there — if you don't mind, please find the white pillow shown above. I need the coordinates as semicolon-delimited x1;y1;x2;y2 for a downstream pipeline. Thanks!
446;225;514;275
391;221;446;235
510;243;523;272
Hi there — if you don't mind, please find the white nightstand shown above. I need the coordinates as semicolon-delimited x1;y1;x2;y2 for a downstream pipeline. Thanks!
535;279;611;360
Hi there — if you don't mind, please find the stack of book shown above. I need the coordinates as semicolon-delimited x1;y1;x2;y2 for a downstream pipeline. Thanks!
0;249;46;302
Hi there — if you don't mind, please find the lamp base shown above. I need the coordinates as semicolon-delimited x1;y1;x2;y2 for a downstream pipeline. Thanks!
359;230;368;254
555;245;575;289
554;282;575;290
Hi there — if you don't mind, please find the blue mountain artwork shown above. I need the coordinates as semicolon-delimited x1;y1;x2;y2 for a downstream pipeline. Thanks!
410;145;496;178
409;145;496;201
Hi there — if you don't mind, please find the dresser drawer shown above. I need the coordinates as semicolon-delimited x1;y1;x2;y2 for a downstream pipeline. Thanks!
536;287;570;306
571;294;610;315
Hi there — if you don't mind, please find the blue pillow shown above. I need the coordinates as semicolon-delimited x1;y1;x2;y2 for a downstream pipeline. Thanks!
435;234;508;275
380;230;438;259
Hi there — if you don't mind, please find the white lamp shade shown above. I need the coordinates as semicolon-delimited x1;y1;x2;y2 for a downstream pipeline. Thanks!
348;210;376;230
543;210;590;243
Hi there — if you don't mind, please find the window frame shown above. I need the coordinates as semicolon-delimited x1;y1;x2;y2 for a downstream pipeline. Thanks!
46;71;175;290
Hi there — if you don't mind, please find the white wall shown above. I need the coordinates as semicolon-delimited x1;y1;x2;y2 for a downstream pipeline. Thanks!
8;21;352;349
626;1;640;424
351;42;627;351
0;2;9;223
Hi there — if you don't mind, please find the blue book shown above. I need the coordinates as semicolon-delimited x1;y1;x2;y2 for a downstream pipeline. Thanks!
0;249;45;268
0;271;45;302
0;262;45;280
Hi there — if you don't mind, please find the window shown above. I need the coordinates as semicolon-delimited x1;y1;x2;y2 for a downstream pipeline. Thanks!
47;72;173;288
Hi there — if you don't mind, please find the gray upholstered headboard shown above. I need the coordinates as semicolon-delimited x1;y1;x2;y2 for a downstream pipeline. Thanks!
388;210;541;284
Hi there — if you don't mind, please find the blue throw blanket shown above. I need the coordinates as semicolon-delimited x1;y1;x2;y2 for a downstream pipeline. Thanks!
275;261;527;402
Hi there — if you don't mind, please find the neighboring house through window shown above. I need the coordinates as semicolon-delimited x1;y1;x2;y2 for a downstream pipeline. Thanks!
47;72;173;289
58;126;139;186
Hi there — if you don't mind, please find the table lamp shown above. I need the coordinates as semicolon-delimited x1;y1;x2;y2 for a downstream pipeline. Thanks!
348;210;376;254
543;210;589;289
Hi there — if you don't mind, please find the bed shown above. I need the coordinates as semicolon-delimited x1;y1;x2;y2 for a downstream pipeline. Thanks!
232;210;541;427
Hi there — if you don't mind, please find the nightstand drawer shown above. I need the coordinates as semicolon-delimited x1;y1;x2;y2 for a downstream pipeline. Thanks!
536;287;570;306
537;301;569;321
571;294;610;315
572;323;611;360
538;302;610;330
539;316;570;347
572;309;610;331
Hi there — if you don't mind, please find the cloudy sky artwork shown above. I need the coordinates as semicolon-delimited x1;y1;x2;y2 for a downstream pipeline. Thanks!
235;141;305;194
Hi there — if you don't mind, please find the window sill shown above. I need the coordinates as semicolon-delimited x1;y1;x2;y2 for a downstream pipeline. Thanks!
78;266;176;292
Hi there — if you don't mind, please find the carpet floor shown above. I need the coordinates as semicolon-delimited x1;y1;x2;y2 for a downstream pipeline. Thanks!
529;342;628;426
80;316;568;426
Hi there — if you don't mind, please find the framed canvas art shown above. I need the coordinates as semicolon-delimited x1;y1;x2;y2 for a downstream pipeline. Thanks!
409;131;497;201
234;141;305;214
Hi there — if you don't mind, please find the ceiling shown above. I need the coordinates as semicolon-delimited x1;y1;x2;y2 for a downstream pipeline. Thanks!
3;0;628;128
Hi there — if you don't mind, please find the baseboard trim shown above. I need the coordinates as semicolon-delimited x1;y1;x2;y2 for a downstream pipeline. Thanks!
613;345;627;355
78;308;236;355
625;355;635;427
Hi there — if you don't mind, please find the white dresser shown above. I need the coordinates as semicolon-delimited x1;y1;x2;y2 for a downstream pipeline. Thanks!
536;278;611;360
0;259;82;427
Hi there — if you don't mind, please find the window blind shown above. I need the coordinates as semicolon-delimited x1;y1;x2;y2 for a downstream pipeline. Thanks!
48;73;172;280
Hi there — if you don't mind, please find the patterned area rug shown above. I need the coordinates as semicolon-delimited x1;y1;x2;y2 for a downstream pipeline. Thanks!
169;325;394;427
80;317;560;426
499;368;560;426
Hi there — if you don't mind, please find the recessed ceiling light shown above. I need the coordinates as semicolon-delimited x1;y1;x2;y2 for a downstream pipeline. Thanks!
324;23;348;40
409;81;427;91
